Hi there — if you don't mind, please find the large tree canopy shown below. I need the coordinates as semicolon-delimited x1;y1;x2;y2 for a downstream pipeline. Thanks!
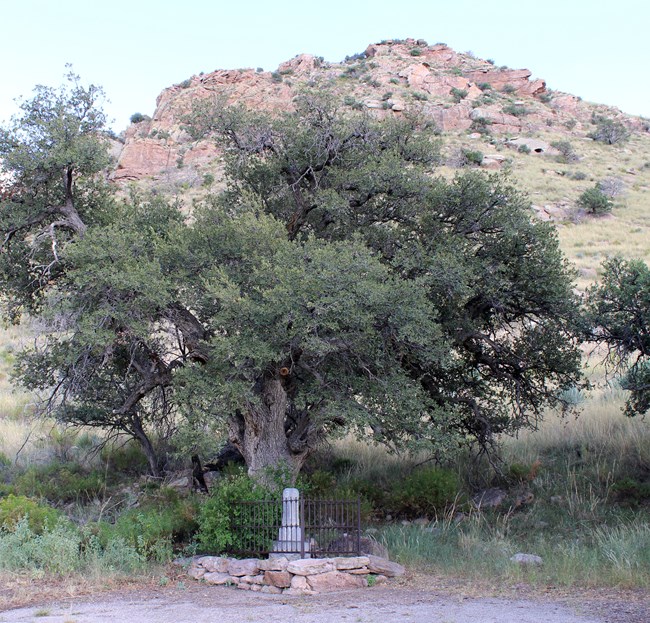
1;81;585;481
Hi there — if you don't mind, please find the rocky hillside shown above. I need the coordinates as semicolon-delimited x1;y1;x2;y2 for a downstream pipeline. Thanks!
112;38;645;183
110;38;650;289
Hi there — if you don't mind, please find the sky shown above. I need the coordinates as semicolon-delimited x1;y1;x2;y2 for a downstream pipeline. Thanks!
1;0;648;131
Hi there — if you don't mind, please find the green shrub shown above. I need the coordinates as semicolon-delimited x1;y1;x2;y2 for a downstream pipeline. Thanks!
271;72;283;83
470;117;492;135
130;112;146;124
100;442;149;475
197;473;277;554
450;87;468;103
551;140;579;163
409;48;422;56
202;173;215;187
95;488;198;562
588;116;630;145
502;103;528;117
539;92;553;103
518;144;531;154
0;517;146;574
450;67;463;76
0;494;64;534
578;185;613;215
412;92;429;101
387;467;460;518
612;478;650;507
477;82;492;91
501;84;516;94
463;149;484;166
13;463;106;503
179;78;192;89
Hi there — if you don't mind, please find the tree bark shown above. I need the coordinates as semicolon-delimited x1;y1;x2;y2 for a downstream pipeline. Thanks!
228;375;307;486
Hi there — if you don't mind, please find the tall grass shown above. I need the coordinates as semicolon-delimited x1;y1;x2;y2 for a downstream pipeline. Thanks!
379;515;650;588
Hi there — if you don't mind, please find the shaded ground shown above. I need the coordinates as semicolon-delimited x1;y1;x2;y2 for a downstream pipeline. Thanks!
0;573;647;623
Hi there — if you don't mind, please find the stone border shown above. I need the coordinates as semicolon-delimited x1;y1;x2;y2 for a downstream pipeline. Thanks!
186;554;405;595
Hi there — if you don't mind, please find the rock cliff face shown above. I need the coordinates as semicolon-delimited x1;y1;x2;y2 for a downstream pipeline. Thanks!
112;38;637;183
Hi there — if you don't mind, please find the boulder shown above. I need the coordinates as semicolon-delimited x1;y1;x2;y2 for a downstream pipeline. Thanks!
187;563;205;580
203;572;235;585
306;570;367;592
333;556;370;570
258;556;289;571
264;570;292;588
287;558;335;576
472;488;507;509
197;556;230;573
510;553;543;566
367;555;405;577
228;558;260;576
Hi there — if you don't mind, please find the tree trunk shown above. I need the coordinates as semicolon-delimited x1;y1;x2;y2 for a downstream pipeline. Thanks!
129;414;162;478
228;376;306;487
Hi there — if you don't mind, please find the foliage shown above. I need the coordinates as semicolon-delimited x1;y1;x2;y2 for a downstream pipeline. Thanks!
130;112;146;124
13;462;106;503
2;79;585;482
0;494;65;534
578;185;613;215
585;257;650;415
501;84;516;94
450;87;468;103
550;140;579;163
588;116;630;144
387;467;460;518
502;103;528;117
0;516;146;574
196;472;276;554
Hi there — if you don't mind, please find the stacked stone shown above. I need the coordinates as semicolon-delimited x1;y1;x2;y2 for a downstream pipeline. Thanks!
186;555;405;595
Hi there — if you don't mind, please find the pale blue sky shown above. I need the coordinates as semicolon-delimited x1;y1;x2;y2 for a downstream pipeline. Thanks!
2;0;648;131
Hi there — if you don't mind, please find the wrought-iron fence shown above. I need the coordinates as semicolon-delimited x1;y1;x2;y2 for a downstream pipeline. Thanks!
228;496;362;558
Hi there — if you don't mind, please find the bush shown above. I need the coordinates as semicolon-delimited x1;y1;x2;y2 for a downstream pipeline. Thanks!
450;87;468;103
271;72;283;83
412;92;429;101
502;103;528;117
196;473;276;554
130;112;146;124
470;117;492;135
588;116;630;145
517;144;531;154
94;487;198;562
578;185;613;215
551;140;579;163
13;463;106;503
0;494;64;534
501;84;516;94
0;517;146;574
462;149;484;166
409;48;422;56
387;467;460;518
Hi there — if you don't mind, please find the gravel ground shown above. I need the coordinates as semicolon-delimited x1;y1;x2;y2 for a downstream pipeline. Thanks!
1;582;647;623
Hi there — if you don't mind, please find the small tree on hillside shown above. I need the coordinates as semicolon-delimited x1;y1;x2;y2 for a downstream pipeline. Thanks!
586;257;650;416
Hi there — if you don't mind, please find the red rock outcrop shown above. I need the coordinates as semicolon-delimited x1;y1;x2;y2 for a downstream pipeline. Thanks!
112;39;637;183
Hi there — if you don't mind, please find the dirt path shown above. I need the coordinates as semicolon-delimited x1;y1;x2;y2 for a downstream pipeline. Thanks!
1;582;646;623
